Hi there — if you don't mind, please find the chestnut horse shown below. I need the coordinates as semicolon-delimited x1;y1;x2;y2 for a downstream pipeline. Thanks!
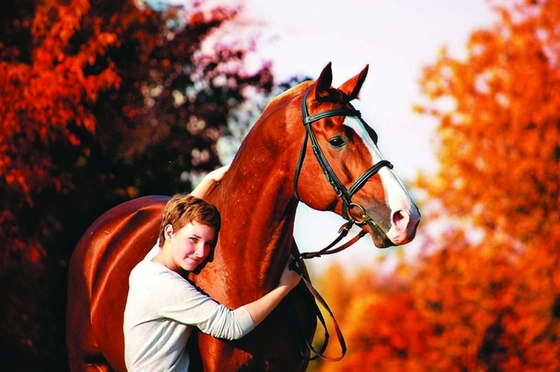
67;63;420;371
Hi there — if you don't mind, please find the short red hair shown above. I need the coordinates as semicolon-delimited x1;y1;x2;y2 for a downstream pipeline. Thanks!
158;194;221;246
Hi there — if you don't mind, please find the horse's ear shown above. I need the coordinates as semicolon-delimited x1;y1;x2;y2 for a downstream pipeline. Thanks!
313;62;333;100
338;64;369;101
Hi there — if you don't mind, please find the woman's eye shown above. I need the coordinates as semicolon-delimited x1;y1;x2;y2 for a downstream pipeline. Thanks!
329;136;345;148
189;237;198;243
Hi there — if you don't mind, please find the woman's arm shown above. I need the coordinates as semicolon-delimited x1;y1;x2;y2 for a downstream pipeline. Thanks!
190;163;230;199
140;256;300;341
242;258;301;327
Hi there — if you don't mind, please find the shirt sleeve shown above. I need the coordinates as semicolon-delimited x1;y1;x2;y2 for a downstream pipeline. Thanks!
147;266;255;340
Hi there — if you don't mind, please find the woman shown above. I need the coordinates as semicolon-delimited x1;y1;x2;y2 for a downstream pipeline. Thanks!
123;165;301;371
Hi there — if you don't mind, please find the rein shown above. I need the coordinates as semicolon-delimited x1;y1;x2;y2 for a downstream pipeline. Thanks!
287;86;394;362
287;221;365;362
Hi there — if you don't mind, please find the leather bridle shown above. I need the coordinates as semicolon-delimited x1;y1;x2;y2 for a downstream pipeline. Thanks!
293;85;393;228
288;85;396;362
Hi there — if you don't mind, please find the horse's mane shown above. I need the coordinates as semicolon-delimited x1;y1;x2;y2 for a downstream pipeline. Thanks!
272;81;311;105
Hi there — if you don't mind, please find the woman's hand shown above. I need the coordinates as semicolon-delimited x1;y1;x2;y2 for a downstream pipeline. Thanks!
207;163;231;183
279;256;301;291
190;163;231;199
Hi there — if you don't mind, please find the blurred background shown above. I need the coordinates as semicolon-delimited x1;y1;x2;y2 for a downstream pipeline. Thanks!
1;0;559;370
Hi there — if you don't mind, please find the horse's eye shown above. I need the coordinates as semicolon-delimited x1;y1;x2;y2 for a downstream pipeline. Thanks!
329;136;345;148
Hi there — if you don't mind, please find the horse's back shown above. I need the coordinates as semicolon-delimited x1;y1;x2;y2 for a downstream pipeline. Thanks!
67;195;168;372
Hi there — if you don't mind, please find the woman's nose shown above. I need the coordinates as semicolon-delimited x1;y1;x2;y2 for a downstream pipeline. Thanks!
195;243;207;258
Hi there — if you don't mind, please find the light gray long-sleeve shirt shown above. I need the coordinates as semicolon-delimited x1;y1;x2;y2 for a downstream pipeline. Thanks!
123;245;254;372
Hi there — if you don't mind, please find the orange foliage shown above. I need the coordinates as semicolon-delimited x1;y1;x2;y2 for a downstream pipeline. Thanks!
0;0;120;204
312;1;560;371
415;0;560;244
1;1;274;368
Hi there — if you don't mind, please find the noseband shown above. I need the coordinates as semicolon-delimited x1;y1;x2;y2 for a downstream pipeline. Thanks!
293;85;393;226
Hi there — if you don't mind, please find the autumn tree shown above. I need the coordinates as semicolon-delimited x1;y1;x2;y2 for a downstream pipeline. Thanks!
410;0;560;369
312;1;560;371
0;0;273;369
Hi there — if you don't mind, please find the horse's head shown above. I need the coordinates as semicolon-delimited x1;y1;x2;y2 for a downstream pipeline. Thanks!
292;63;420;248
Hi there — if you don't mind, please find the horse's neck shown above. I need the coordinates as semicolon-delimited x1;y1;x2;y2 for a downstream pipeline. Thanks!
200;170;297;305
201;121;300;305
219;157;297;255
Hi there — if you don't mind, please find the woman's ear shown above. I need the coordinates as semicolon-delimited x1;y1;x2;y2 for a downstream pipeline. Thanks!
164;224;174;239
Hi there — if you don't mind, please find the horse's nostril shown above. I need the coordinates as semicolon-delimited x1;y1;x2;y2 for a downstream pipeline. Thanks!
392;210;410;232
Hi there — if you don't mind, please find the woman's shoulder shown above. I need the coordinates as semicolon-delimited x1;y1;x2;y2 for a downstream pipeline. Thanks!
130;265;205;311
131;260;196;293
129;244;166;277
131;259;176;281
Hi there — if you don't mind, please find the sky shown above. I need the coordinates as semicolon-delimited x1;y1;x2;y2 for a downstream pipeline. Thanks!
234;0;497;275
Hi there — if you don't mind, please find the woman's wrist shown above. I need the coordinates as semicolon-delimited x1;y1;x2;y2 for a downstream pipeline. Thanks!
275;282;295;296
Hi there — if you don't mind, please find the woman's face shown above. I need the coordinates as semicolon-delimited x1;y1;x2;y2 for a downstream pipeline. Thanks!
165;221;215;272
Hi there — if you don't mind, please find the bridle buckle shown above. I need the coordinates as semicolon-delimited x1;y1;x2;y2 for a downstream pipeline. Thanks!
347;203;372;226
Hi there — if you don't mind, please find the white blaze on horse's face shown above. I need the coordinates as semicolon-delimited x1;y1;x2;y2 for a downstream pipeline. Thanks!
344;116;421;246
